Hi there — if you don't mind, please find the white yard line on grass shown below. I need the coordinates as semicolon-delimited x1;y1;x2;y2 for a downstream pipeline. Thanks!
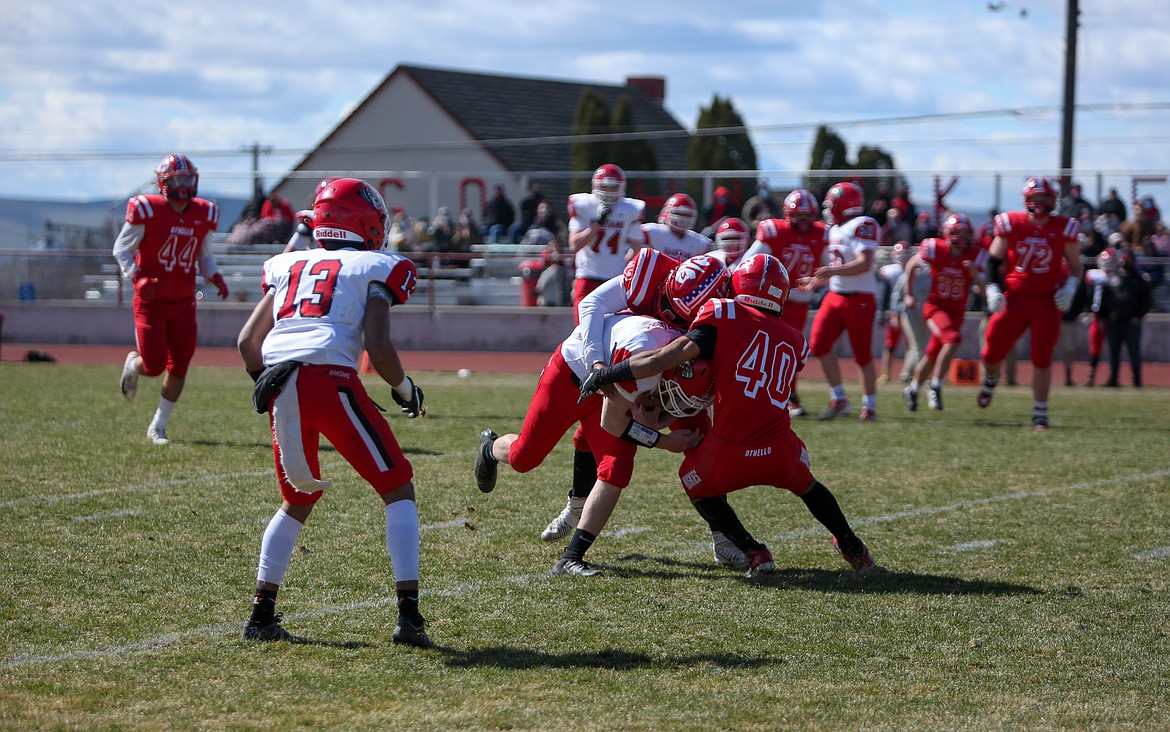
1134;546;1170;560
940;539;1002;552
4;469;1168;670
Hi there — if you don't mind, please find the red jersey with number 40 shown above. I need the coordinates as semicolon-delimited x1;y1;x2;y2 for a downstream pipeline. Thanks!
691;298;809;445
260;248;416;369
125;194;219;302
918;238;985;310
993;211;1078;296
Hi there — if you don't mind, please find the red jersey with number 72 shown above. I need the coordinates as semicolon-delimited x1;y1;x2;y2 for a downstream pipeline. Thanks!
260;248;416;369
992;211;1078;296
690;298;809;445
125;194;219;302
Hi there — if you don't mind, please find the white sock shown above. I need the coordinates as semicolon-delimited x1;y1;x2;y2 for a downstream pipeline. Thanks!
930;377;942;390
385;500;420;584
830;385;847;402
152;396;177;429
909;380;920;394
257;510;304;586
862;394;877;411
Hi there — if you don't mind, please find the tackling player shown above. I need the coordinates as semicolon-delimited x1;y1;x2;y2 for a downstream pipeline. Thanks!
114;154;230;445
579;254;879;576
237;178;432;647
978;177;1082;429
567;164;646;321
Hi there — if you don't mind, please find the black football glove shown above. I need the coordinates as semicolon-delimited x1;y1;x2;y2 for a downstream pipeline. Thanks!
596;203;612;226
392;376;426;418
578;369;603;404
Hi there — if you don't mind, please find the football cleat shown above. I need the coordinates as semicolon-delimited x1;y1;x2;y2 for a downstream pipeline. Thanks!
120;351;139;400
1033;414;1050;431
928;387;943;410
744;545;776;576
147;424;170;446
903;387;918;412
858;408;877;423
788;394;806;417
834;536;877;573
712;531;749;570
552;557;601;577
541;496;586;542
475;429;499;493
392;612;433;649
816;399;852;421
977;386;995;408
241;613;302;642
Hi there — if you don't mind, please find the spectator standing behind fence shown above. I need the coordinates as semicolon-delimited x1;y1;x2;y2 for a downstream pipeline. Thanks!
892;184;917;224
428;206;455;256
1121;197;1160;252
113;154;229;446
881;206;912;248
1059;182;1095;222
452;208;482;253
1099;250;1153;387
529;200;563;243
700;186;735;236
512;183;545;243
482;185;517;244
1099;188;1127;221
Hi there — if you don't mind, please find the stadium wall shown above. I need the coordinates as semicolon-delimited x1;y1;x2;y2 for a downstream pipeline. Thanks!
2;301;1168;362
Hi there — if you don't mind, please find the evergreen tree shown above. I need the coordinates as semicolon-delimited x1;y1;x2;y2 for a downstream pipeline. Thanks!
571;88;612;190
610;94;659;200
686;94;757;210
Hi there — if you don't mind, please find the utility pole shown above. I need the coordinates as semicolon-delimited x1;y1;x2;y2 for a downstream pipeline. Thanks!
240;141;273;196
1059;0;1079;193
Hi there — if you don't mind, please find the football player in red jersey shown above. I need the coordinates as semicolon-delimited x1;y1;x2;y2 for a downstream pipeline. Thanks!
113;154;229;445
901;213;986;412
978;177;1082;429
797;181;882;422
579;254;879;576
567;164;646;321
741;188;828;416
237;178;431;647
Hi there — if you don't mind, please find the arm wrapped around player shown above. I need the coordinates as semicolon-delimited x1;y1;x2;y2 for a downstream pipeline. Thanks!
578;360;634;403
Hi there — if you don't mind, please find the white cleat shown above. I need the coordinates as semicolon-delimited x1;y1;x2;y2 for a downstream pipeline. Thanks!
147;424;170;445
541;496;586;541
712;531;749;569
120;351;139;400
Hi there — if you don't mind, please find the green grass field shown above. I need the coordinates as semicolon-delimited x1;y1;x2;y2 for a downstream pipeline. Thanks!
1;362;1168;730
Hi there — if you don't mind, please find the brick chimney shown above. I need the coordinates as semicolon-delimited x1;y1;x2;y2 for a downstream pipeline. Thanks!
625;76;665;104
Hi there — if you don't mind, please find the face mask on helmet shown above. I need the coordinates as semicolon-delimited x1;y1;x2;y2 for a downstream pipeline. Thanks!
659;193;696;233
713;218;749;257
156;154;198;201
1022;177;1057;216
943;214;973;250
592;164;626;205
657;359;715;418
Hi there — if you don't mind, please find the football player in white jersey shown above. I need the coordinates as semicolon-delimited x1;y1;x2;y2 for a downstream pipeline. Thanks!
237;178;432;648
567;164;646;321
642;193;711;261
706;217;752;269
796;181;882;422
474;313;703;576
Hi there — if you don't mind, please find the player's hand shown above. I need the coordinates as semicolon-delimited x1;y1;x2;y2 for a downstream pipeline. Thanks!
903;294;917;310
578;369;603;404
596;203;611;226
1054;277;1077;313
656;428;702;454
133;275;158;303
985;283;1005;314
210;273;230;300
392;376;426;418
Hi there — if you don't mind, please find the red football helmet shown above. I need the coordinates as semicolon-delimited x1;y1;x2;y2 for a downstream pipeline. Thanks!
155;154;198;201
783;188;819;231
315;176;341;198
822;181;865;225
592;164;626;205
658;358;715;418
1022;177;1057;217
657;254;729;328
713;217;750;259
731;253;790;315
942;212;974;249
1096;247;1117;274
311;178;389;251
659;193;697;233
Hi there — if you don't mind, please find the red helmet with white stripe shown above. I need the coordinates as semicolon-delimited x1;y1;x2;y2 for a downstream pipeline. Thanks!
155;154;198;201
592;164;626;205
658;254;729;328
1022;177;1057;217
942;212;974;250
731;253;790;315
659;193;697;233
713;217;750;260
783;188;818;231
658;358;715;417
823;181;865;225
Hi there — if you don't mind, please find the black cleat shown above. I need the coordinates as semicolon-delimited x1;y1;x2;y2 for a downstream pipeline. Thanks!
475;429;499;493
242;613;302;642
393;613;433;649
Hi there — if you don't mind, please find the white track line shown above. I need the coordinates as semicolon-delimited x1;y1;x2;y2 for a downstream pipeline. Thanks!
3;469;1167;670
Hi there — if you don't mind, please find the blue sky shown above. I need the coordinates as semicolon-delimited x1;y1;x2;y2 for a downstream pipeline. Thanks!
1;0;1168;210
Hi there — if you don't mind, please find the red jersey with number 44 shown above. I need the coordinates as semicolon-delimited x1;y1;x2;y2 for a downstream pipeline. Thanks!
691;298;809;445
125;194;219;302
260;248;416;369
918;238;985;310
993;211;1078;296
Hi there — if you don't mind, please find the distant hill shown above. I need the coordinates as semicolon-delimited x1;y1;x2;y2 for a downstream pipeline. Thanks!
0;194;249;249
